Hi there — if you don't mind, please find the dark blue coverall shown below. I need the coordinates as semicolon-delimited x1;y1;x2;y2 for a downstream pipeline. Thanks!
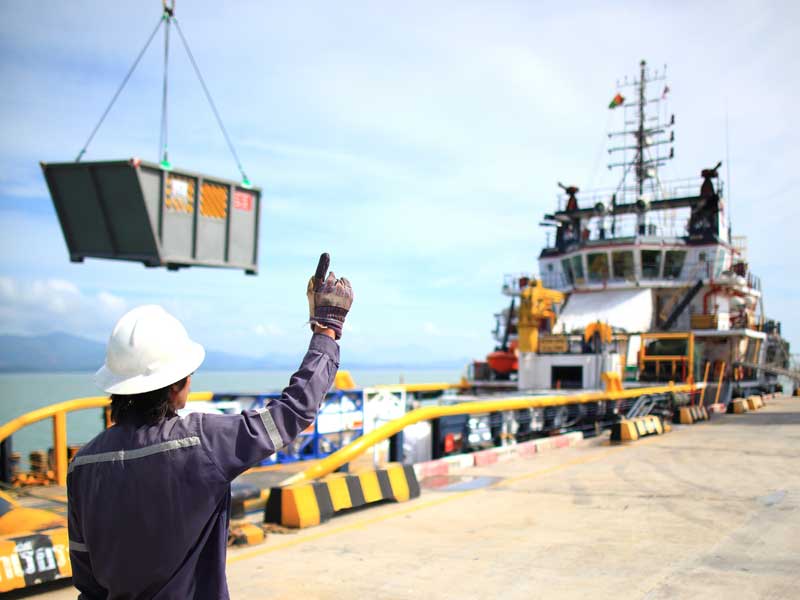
67;334;339;599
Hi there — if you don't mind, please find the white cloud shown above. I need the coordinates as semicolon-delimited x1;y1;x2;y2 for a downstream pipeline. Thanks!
97;291;127;314
0;277;128;339
253;323;284;337
422;321;441;336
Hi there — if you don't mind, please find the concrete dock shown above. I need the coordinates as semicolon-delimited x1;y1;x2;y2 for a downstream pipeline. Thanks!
21;395;800;599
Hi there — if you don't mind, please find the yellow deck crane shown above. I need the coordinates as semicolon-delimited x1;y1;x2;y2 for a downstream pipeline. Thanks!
517;280;565;353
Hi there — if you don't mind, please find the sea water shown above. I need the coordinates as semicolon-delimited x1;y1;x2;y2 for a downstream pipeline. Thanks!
0;368;461;463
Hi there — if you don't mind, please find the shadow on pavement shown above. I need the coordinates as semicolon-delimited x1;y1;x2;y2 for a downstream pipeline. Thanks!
726;411;800;425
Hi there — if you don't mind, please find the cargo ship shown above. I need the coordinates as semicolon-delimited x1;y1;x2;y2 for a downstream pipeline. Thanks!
478;60;793;409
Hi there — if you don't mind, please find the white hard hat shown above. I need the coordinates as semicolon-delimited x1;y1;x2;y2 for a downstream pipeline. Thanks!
95;305;205;395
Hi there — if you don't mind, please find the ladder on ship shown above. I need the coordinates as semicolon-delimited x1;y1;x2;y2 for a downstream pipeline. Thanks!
657;259;708;329
660;279;704;330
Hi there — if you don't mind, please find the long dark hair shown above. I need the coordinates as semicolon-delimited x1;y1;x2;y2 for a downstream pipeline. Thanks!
110;377;188;425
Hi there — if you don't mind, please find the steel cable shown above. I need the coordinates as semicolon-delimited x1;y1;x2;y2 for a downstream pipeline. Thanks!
172;18;250;184
159;14;171;164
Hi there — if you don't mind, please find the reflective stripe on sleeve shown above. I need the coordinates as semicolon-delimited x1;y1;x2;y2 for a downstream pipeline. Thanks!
70;540;88;553
256;408;284;450
68;436;201;473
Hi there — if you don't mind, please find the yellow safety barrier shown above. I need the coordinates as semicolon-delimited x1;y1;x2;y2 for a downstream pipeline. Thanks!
676;405;710;425
228;522;265;546
0;490;66;536
266;463;420;528
746;395;764;411
0;526;70;593
3;382;700;490
283;382;700;485
610;415;666;442
730;398;749;414
0;392;213;487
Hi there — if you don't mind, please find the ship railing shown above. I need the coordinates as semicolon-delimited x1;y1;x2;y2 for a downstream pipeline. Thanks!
553;176;716;212
500;273;538;296
1;380;704;490
282;381;703;485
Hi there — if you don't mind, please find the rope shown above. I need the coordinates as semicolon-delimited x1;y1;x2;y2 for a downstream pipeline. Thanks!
159;12;172;166
75;17;164;162
173;17;250;185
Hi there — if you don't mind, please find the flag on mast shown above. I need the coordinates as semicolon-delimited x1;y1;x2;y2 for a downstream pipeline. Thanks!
608;93;625;109
662;85;671;99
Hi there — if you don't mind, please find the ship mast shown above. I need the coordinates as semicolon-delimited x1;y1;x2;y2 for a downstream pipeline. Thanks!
607;60;675;216
637;59;646;198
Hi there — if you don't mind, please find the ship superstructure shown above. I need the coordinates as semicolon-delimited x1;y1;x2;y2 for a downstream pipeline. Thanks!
486;61;790;402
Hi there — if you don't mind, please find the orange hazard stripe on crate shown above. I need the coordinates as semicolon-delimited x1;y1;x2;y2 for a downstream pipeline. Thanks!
165;174;195;214
264;463;420;529
200;181;228;219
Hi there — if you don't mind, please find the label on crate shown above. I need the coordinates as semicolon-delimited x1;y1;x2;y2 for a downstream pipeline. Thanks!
172;179;189;200
233;191;253;212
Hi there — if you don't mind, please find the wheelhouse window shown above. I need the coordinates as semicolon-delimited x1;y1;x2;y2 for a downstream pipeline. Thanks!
571;255;585;283
664;250;687;279
644;337;688;357
611;251;634;280
561;258;574;285
641;250;661;278
587;252;609;283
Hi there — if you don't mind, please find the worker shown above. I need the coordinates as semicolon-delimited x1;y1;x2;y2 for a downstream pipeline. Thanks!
67;257;353;599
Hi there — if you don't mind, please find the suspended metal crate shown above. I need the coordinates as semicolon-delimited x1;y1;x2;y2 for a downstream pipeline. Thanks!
41;158;260;274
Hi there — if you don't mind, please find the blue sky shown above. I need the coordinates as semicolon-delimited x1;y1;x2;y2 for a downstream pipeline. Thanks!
0;1;798;366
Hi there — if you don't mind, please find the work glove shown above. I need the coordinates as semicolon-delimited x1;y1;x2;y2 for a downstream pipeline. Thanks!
307;253;353;340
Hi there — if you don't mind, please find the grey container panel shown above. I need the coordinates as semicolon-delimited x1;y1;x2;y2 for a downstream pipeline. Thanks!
43;166;115;257
160;172;197;261
93;165;159;260
228;188;258;267
197;217;226;262
161;211;194;260
138;166;163;242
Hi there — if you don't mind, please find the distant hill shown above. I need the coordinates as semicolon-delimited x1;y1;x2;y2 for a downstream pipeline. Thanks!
0;332;103;372
0;332;470;372
0;332;294;373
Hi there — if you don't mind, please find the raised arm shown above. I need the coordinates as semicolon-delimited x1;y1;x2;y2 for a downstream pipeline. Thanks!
199;254;353;481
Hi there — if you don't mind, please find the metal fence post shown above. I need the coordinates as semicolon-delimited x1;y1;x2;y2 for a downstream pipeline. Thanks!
431;418;442;459
53;412;68;487
0;436;12;484
389;431;404;463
